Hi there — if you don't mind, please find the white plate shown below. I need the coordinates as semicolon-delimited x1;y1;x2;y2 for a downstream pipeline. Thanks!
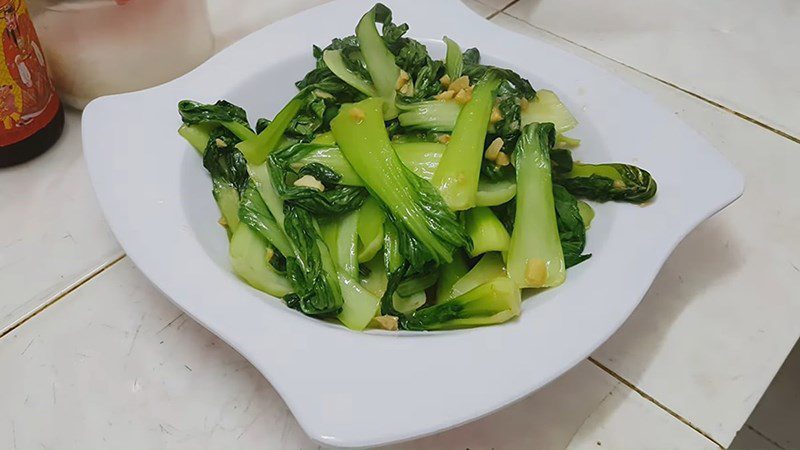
82;0;744;446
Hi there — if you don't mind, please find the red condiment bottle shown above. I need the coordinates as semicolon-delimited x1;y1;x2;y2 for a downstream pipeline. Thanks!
0;0;63;167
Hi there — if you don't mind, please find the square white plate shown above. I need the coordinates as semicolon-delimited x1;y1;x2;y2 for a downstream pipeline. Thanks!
82;0;744;446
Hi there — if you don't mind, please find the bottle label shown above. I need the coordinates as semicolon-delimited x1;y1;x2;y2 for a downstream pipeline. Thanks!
0;0;59;146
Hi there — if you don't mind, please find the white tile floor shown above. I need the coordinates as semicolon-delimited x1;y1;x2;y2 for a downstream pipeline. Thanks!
730;340;800;449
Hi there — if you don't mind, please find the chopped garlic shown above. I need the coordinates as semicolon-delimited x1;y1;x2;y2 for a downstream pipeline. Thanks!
448;75;469;92
435;90;456;101
293;174;325;192
348;107;365;122
454;88;472;105
214;138;227;148
372;315;399;331
495;151;511;167
439;73;451;87
490;105;503;123
218;216;227;227
525;258;547;286
437;134;452;144
395;69;410;90
613;179;626;189
265;247;274;264
313;89;334;99
484;137;504;161
399;81;415;97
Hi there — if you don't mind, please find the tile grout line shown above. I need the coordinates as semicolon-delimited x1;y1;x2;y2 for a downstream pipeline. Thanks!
588;356;725;449
497;12;800;146
745;424;787;450
486;0;520;20
0;254;127;341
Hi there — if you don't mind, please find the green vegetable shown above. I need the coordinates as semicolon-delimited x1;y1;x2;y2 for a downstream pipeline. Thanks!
255;118;271;134
285;92;333;140
435;250;468;301
229;224;293;297
201;128;249;237
320;211;382;330
282;206;344;316
578;200;595;228
268;144;370;216
360;255;388;296
480;156;515;183
375;5;444;101
491;81;522;145
311;131;337;145
553;184;591;268
395;142;444;180
462;47;480;66
521;90;577;134
397;100;462;131
236;90;310;165
322;49;378;97
177;2;660;333
338;274;381;330
247;163;285;229
178;123;214;154
320;211;359;278
380;222;406;316
491;200;515;234
397;271;438;296
295;43;365;105
356;4;401;118
443;36;463;80
506;123;565;288
401;277;520;330
392;290;426;314
277;141;445;186
178;99;256;141
447;252;506;300
287;143;363;186
556;134;581;149
356;197;385;262
464;207;511;257
212;180;240;236
432;70;501;210
391;130;450;144
238;181;293;257
203;129;249;194
476;177;517;207
550;148;573;174
557;162;657;203
331;98;470;270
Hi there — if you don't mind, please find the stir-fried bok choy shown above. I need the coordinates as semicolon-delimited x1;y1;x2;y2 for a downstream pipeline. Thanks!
176;3;658;332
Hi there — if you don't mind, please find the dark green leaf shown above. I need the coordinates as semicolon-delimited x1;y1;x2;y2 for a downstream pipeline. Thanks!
178;99;250;128
255;118;271;134
202;128;248;194
269;144;369;216
462;47;480;66
397;269;439;297
556;163;658;203
552;184;591;268
283;205;343;316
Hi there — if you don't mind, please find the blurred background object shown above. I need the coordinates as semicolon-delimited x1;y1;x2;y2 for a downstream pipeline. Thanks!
27;0;333;109
206;0;331;51
28;0;214;108
0;0;63;166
